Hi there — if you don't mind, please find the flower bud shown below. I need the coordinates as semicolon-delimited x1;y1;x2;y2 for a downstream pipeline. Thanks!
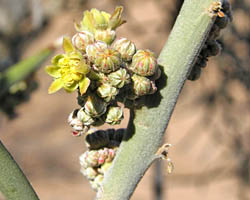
81;167;98;180
96;72;109;84
95;29;116;45
97;148;109;165
72;31;94;52
85;150;100;167
105;106;123;125
97;83;118;102
130;50;158;76
108;68;130;88
91;9;109;30
84;95;107;117
68;109;87;136
150;81;157;94
106;148;117;162
86;41;108;62
131;74;152;96
150;68;161;81
91;174;104;191
94;48;121;74
77;107;95;126
113;38;136;61
79;152;89;168
108;6;126;30
97;162;112;175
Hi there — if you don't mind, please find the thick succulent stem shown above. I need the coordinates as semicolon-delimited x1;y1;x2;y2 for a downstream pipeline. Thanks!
0;140;39;200
97;0;217;199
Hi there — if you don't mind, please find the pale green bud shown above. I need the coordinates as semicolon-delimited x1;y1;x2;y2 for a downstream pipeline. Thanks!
86;41;108;62
98;162;112;175
90;9;109;30
94;48;121;74
106;148;117;162
108;68;130;88
68;109;88;136
130;50;158;76
108;6;126;30
79;152;89;168
113;37;136;61
97;83;118;102
84;95;107;117
91;174;104;191
72;31;94;52
97;148;109;165
95;29;116;45
85;150;100;167
131;74;152;96
105;106;123;125
81;167;98;180
77;107;95;126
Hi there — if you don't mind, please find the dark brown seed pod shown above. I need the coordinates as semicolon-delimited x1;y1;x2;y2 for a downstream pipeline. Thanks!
207;40;221;57
209;24;221;40
85;128;124;150
222;0;233;21
196;56;208;68
188;65;201;81
215;15;229;29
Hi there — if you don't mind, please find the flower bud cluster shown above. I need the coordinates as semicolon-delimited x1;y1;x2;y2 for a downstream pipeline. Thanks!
79;147;117;191
46;6;161;192
44;6;161;134
79;128;123;191
188;0;232;81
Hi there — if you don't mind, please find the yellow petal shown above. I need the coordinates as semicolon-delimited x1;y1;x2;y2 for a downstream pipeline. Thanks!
81;10;95;33
91;9;108;30
79;77;90;95
75;60;90;75
101;11;111;22
48;78;63;94
63;82;78;93
109;6;126;30
51;54;64;65
63;37;75;53
45;65;61;78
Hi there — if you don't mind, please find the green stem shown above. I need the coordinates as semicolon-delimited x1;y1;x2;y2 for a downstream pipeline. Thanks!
98;0;217;199
0;47;54;97
0;140;39;200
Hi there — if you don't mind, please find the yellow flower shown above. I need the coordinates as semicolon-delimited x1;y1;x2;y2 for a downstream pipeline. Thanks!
75;7;126;38
45;37;90;95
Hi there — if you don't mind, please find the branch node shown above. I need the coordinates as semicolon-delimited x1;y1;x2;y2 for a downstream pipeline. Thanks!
155;143;174;174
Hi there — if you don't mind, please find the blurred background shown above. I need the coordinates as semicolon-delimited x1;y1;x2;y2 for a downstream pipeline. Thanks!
0;0;250;199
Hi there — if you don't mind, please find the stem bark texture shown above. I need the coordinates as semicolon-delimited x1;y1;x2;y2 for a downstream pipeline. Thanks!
98;0;217;199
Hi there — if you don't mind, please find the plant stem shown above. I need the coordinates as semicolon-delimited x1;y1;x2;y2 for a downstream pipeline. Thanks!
0;47;54;97
0;140;39;200
97;0;217;199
